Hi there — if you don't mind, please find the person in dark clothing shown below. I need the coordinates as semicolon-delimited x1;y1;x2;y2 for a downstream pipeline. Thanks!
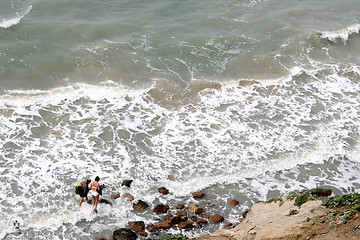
75;178;91;207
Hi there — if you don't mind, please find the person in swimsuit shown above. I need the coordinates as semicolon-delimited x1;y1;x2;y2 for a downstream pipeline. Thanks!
89;176;101;212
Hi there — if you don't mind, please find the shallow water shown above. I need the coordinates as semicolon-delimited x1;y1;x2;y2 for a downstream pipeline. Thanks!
1;0;360;239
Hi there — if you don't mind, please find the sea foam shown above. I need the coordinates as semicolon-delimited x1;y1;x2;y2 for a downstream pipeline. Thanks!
0;5;32;29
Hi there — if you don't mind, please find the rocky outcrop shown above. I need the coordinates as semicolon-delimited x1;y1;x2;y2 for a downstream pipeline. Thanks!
113;228;137;240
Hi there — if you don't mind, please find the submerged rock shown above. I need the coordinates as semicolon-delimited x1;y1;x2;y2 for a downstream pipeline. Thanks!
157;187;169;195
122;180;133;188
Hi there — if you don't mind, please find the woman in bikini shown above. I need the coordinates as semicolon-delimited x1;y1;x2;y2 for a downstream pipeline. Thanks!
89;176;100;212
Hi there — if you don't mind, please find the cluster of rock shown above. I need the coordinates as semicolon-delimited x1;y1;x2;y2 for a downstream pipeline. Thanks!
102;180;240;240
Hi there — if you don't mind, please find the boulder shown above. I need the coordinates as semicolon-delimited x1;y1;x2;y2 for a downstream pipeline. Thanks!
192;192;205;199
122;193;135;202
132;200;149;211
166;216;181;225
155;221;170;230
157;187;169;195
196;218;208;225
99;197;114;205
111;193;121;200
176;211;187;217
128;221;145;232
153;204;170;214
113;228;137;240
209;214;224;223
176;204;185;209
139;232;148;237
224;222;232;228
308;188;332;197
229;199;239;206
203;214;210;219
122;180;133;188
189;204;204;214
178;220;194;230
146;224;158;232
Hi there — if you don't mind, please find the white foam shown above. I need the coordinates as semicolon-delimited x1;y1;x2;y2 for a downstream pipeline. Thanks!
0;5;32;29
320;23;360;43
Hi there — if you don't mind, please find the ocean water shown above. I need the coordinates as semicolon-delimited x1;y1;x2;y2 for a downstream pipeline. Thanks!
1;0;360;239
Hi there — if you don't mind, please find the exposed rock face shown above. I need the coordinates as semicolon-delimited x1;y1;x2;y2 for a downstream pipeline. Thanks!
128;221;145;232
153;204;170;214
157;187;169;195
132;200;149;210
189;204;204;214
308;188;332;197
209;214;224;223
192;192;206;199
113;228;137;240
201;193;357;240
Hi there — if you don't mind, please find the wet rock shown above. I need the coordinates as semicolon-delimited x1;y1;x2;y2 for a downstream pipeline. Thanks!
157;187;169;195
192;192;205;199
229;199;239;206
308;188;332;197
176;211;187;217
180;216;188;222
224;222;232;228
166;216;181;225
96;238;107;240
133;200;149;210
153;204;170;214
139;232;148;237
128;221;145;232
189;204;204;214
146;224;158;232
122;193;135;202
196;218;208;225
122;180;133;188
209;214;224;223
242;209;249;219
178;220;194;230
176;204;185;209
111;193;121;200
113;228;137;240
203;214;210;219
155;221;171;230
99;197;114;205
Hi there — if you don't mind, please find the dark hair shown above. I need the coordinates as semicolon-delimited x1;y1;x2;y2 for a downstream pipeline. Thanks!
87;178;91;184
95;176;100;182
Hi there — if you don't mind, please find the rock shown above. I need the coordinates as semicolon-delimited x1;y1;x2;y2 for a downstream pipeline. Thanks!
157;187;169;195
178;220;194;230
229;199;239;206
133;200;149;210
111;193;121;200
203;214;210;219
166;216;181;225
96;238;107;240
128;221;145;232
209;214;224;223
153;204;170;214
139;232;148;237
122;180;133;188
155;221;170;230
196;218;208;225
122;193;135;202
308;188;332;197
99;197;114;205
189;204;204;214
224;222;232;228
180;216;188;222
146;224;158;232
242;210;249;219
176;211;187;217
192;192;206;199
176;204;185;209
113;228;137;240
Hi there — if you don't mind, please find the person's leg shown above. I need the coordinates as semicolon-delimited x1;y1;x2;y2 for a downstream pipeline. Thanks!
94;195;99;212
79;197;84;207
92;195;95;209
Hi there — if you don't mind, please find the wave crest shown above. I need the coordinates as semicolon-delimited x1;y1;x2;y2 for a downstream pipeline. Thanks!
0;5;32;29
319;24;360;43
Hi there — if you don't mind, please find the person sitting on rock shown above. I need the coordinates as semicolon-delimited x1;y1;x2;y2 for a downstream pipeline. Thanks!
75;178;91;207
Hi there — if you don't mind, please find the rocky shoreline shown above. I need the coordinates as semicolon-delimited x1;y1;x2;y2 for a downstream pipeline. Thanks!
96;181;360;240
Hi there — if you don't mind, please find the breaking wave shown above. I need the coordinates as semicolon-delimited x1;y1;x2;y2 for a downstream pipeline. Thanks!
319;23;360;43
0;5;32;29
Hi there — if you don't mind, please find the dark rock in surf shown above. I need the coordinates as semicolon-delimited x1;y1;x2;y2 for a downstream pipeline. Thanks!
229;199;239;206
178;220;194;230
133;200;149;211
176;203;185;209
192;192;205;199
128;221;145;232
99;197;114;205
153;204;170;214
122;193;135;202
113;228;137;240
111;193;121;199
157;187;169;195
189;204;204;214
176;210;187;217
209;214;224;223
122;180;133;188
166;216;181;225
